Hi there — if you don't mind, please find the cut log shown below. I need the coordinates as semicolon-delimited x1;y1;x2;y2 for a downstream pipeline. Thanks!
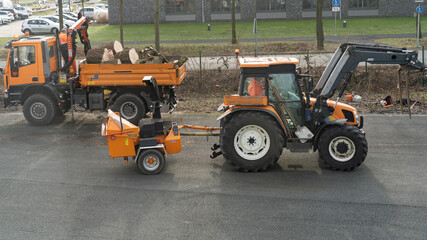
117;59;121;64
114;48;132;64
86;48;105;64
101;40;123;54
102;48;114;62
129;48;139;64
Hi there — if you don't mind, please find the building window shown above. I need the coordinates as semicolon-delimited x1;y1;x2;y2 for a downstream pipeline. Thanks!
349;0;378;8
303;0;332;10
166;0;195;14
256;0;285;11
211;0;240;12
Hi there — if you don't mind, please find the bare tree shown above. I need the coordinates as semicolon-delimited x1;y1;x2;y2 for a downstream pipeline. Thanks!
58;0;63;30
316;0;325;50
155;0;160;51
231;0;237;44
120;0;124;46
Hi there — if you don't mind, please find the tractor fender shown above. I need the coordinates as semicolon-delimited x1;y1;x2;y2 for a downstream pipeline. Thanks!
313;120;346;152
217;107;288;137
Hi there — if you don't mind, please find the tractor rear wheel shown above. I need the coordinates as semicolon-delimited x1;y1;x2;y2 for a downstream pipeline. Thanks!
318;124;368;171
220;112;284;172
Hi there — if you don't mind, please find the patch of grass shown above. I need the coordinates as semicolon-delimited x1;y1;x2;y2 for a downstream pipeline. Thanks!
375;38;427;49
88;17;427;43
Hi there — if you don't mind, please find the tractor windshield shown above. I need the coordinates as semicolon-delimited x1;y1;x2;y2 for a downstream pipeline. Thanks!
268;73;303;126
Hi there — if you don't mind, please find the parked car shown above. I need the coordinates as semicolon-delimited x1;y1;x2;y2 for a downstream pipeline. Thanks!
15;6;32;16
3;8;28;19
0;8;19;20
0;10;13;22
76;6;106;20
54;13;77;22
32;0;48;10
21;18;59;35
92;4;107;10
41;15;74;27
56;4;72;13
64;12;77;18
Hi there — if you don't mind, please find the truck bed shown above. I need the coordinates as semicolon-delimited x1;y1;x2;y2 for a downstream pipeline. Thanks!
78;61;186;87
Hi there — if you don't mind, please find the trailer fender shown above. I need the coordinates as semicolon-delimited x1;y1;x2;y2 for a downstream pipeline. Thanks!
313;120;346;152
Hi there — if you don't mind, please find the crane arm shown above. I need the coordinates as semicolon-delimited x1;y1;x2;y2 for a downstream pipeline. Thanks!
313;43;424;99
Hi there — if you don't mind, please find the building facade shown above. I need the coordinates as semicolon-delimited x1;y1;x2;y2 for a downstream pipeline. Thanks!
109;0;427;24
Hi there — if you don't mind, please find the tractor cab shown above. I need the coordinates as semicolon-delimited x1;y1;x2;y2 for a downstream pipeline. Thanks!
222;56;309;130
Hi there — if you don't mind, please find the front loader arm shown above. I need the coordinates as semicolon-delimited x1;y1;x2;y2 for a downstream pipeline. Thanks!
313;43;424;99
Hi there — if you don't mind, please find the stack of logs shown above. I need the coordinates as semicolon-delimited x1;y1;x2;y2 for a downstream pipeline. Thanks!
86;40;188;67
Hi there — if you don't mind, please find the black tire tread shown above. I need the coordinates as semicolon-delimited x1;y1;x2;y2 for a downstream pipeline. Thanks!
23;94;57;126
318;124;368;171
220;111;285;172
112;93;146;125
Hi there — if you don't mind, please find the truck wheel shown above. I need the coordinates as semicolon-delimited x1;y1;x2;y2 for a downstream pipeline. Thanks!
23;94;57;126
318;125;368;171
137;149;165;175
220;112;284;172
112;93;146;125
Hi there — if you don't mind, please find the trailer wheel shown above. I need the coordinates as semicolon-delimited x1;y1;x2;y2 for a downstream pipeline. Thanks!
112;93;146;125
137;149;165;175
318;124;368;171
23;94;57;126
220;112;284;172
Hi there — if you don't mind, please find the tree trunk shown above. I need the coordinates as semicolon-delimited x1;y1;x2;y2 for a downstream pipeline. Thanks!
231;0;237;44
316;0;325;50
155;0;160;51
58;0;63;31
120;0;124;46
86;48;105;64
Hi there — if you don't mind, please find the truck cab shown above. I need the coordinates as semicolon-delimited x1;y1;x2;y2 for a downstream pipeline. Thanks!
4;36;62;109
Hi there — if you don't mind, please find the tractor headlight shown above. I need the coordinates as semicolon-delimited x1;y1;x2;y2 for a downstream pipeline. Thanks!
353;110;359;123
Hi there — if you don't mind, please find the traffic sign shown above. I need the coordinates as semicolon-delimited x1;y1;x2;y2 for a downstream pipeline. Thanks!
332;7;340;12
332;0;340;7
417;6;423;13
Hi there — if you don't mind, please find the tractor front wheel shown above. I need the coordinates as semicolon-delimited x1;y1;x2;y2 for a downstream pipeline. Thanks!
220;112;284;172
318;124;368;171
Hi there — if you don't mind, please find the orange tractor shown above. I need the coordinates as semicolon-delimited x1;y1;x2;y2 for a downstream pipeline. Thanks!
103;44;424;174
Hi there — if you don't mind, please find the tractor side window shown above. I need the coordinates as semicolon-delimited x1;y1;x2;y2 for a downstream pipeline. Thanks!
242;77;265;96
18;46;36;67
268;73;301;102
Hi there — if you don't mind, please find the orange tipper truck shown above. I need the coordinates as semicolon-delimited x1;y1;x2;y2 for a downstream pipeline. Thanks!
1;17;186;125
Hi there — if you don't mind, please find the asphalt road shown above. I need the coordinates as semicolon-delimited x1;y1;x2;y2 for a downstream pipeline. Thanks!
0;112;426;240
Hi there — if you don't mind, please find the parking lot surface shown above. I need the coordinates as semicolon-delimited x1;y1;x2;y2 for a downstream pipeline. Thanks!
0;112;426;239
